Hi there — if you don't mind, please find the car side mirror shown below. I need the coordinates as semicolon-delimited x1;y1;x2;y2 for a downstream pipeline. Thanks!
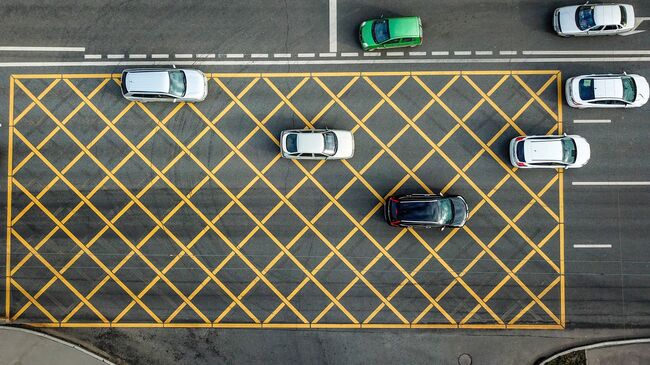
172;64;177;69
440;226;445;232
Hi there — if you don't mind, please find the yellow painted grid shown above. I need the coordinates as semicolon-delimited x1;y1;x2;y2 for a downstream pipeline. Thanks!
5;70;564;329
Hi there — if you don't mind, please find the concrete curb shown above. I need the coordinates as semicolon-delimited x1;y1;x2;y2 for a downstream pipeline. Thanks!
537;338;650;365
0;325;116;365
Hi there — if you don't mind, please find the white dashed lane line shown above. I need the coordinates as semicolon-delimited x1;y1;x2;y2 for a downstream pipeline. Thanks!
106;54;124;59
475;51;493;55
573;181;650;186
387;52;404;56
83;54;101;59
454;51;471;56
500;51;518;55
409;51;427;56
319;52;336;57
175;54;193;58
129;54;146;59
151;54;169;59
431;51;450;56
573;244;612;249
274;53;291;58
364;52;381;57
195;54;216;58
226;54;244;58
573;119;611;124
250;54;268;58
298;53;316;57
340;52;358;57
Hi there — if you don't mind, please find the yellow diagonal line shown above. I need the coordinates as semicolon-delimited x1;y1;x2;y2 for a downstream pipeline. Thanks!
512;75;558;121
11;279;57;323
510;276;561;325
13;79;61;125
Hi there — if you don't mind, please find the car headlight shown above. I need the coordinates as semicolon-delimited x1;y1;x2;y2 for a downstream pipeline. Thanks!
362;43;368;48
360;21;366;27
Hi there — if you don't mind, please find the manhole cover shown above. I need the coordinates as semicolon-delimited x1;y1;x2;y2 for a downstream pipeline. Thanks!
458;353;472;365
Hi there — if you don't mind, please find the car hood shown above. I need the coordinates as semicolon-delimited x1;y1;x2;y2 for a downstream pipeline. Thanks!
183;70;207;100
633;75;649;104
557;6;581;33
571;135;591;167
331;130;354;158
359;20;377;48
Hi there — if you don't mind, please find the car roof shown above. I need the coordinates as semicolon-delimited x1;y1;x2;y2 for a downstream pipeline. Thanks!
296;133;325;154
526;139;564;162
126;71;170;93
593;5;623;26
397;199;438;222
387;17;421;38
593;78;623;99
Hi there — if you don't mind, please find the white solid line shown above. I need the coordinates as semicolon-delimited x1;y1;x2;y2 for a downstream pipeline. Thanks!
454;51;472;56
298;53;316;57
83;54;101;59
364;52;381;57
573;181;650;186
409;51;427;56
386;52;404;56
151;54;169;59
7;56;650;67
524;50;650;55
431;51;450;56
500;51;517;55
329;0;337;52
128;54;146;59
573;244;612;249
573;119;611;124
475;51;493;55
0;46;85;52
175;54;193;58
250;53;268;58
319;52;336;57
274;53;291;58
195;53;216;58
226;54;244;58
340;52;358;57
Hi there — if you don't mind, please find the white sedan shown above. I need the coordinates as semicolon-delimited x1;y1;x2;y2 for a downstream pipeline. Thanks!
565;73;649;108
280;129;355;160
553;3;635;36
509;134;591;169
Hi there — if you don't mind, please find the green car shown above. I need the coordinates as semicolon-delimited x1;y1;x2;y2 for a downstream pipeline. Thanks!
359;16;423;51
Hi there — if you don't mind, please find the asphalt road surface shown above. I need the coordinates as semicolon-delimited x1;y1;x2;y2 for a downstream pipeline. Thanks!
1;1;650;364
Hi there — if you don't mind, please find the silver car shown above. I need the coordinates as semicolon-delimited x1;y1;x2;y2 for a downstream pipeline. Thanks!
280;129;355;160
509;134;591;169
553;3;635;36
565;73;649;108
121;68;208;102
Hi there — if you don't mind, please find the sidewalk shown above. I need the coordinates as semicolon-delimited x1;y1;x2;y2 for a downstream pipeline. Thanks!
539;338;650;365
0;326;114;365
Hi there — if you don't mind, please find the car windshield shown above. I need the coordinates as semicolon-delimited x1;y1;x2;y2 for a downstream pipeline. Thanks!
622;77;636;102
372;19;390;43
578;79;595;100
285;134;298;153
438;199;454;225
323;132;337;156
168;70;186;97
561;138;577;164
576;6;596;31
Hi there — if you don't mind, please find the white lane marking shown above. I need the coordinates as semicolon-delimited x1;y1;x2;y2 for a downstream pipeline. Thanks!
129;54;146;59
409;51;427;56
226;54;244;58
7;56;650;67
524;50;650;55
454;51;471;56
151;54;169;59
195;53;216;58
475;51;493;55
573;181;650;186
500;51;517;55
250;53;268;58
298;53;316;57
386;52;404;56
107;54;124;59
573;244;612;249
175;54;193;58
319;52;336;57
573;119;611;124
364;52;381;56
0;46;85;52
623;17;650;36
274;53;291;58
83;54;101;59
329;0;337;52
340;52;358;57
431;51;450;56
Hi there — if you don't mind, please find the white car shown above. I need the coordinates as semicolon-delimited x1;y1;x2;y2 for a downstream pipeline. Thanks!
553;3;635;36
509;134;591;169
121;68;208;102
565;73;649;108
280;129;354;160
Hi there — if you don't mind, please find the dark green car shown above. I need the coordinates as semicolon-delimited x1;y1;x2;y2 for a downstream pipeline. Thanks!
359;16;423;51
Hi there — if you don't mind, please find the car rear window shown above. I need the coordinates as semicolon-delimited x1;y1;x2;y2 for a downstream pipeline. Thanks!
516;140;526;162
622;77;636;102
620;6;628;26
576;6;596;31
285;134;298;153
579;79;595;100
169;70;186;97
372;19;390;44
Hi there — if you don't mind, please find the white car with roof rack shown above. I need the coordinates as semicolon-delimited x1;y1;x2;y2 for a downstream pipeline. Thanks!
509;134;591;169
121;68;208;102
553;3;635;36
565;73;649;108
280;128;355;160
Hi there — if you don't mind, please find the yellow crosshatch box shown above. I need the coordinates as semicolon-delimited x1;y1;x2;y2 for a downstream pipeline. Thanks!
5;70;564;329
